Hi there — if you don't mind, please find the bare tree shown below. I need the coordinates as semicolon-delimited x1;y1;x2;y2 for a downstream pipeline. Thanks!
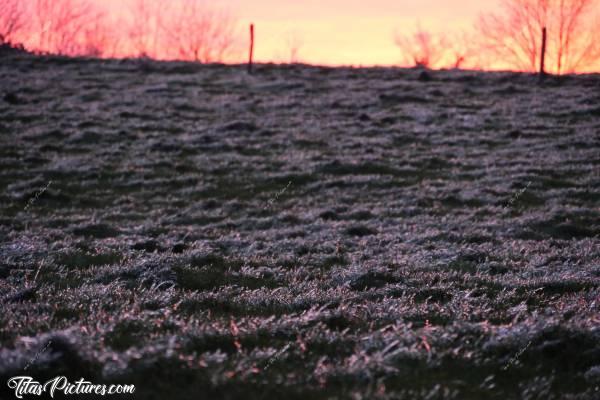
0;0;27;46
394;26;448;68
79;12;119;58
447;31;480;69
478;0;600;74
162;0;236;63
552;0;600;73
30;0;102;56
128;0;167;58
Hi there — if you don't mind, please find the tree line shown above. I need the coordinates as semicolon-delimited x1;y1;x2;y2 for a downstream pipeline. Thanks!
1;0;599;73
395;0;600;74
0;0;236;62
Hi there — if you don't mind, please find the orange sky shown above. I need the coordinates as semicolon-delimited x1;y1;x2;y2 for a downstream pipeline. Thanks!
98;0;500;66
13;0;600;71
225;0;498;65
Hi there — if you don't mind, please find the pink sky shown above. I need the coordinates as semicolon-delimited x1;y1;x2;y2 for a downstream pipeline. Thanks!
18;0;597;71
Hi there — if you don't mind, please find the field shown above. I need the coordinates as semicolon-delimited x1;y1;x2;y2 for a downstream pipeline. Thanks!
1;50;599;399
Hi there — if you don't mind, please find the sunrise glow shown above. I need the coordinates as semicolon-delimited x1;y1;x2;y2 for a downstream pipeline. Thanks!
89;0;499;66
4;0;600;72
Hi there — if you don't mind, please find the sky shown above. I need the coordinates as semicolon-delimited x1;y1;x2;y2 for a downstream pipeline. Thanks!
222;0;600;71
224;0;496;65
100;0;500;66
13;0;600;71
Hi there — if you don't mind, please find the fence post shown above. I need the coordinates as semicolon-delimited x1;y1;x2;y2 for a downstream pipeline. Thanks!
248;23;254;74
539;26;547;80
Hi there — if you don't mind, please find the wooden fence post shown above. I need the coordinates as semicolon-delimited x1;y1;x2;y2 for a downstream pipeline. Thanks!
248;23;254;74
539;27;547;80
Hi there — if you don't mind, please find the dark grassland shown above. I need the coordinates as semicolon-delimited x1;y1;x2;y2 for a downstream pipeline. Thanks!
0;51;599;399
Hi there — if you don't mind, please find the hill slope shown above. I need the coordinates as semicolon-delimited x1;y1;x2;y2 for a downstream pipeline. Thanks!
1;53;599;399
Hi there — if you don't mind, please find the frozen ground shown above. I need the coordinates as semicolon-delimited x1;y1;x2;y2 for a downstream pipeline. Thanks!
0;51;599;399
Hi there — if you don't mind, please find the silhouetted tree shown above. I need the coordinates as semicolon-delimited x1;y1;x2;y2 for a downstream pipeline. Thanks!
448;32;479;69
162;0;236;63
79;12;119;58
128;0;167;58
394;26;448;68
31;0;102;56
0;0;26;46
478;0;600;74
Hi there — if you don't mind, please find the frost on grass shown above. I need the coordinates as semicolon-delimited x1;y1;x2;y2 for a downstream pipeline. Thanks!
0;53;599;399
